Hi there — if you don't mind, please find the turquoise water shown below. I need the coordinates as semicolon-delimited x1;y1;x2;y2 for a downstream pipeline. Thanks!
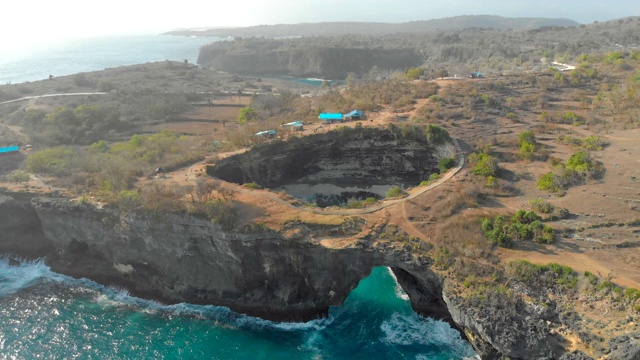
1;33;477;359
0;258;476;359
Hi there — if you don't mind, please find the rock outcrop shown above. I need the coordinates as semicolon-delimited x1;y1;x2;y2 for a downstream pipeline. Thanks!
197;42;422;79
0;193;623;359
0;194;52;258
443;287;557;359
15;196;445;324
208;128;438;189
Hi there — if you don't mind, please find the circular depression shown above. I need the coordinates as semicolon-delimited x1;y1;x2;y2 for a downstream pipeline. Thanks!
207;127;440;206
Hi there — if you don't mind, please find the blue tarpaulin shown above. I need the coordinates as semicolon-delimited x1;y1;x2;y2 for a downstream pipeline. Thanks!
0;146;19;154
319;113;343;120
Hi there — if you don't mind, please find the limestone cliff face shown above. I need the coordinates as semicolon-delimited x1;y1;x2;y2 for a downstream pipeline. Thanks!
0;193;587;359
29;197;448;323
34;198;364;319
197;45;422;79
209;129;438;189
0;194;52;257
442;288;556;359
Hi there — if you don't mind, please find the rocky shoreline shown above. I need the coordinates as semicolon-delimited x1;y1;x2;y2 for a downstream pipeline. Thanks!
2;193;639;359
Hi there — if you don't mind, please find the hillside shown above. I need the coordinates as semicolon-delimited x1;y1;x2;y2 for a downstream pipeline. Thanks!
166;15;579;38
197;16;640;78
4;20;640;358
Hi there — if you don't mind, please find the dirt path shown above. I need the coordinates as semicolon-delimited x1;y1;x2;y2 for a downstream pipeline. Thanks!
498;247;640;289
0;92;108;105
160;137;466;217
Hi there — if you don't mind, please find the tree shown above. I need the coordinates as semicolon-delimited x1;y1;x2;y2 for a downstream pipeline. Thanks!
425;124;451;145
518;131;537;147
472;153;499;177
405;67;424;80
237;106;257;124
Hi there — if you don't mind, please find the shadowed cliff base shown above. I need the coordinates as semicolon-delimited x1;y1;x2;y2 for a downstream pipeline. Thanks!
207;127;439;205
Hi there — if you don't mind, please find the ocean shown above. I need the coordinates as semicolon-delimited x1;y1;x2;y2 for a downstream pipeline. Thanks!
0;34;218;85
0;258;476;359
0;34;477;359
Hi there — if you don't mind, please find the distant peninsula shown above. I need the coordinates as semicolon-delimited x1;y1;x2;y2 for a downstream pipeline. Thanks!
164;15;580;38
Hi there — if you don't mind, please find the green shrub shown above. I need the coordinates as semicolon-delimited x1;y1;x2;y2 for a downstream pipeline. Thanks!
386;186;405;198
537;172;560;192
405;67;424;80
486;175;495;188
582;136;608;150
624;288;640;302
244;182;262;189
26;147;77;176
6;170;30;183
518;131;537;146
116;190;140;211
471;153;499;177
346;198;363;209
529;198;554;214
509;260;577;289
584;271;599;286
438;157;456;173
562;112;584;126
204;199;238;231
565;150;594;174
520;142;535;161
482;210;554;247
237;106;257;124
90;140;109;153
425;124;451;145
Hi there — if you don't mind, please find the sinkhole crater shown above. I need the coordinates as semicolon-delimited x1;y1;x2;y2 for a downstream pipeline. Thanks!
207;127;440;206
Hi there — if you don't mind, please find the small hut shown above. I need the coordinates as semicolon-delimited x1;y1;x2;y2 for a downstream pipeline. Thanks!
255;130;277;138
319;113;343;124
344;110;364;121
282;121;304;131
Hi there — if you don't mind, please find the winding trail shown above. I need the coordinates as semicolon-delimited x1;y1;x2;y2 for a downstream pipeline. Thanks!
194;138;466;216
0;92;108;105
305;138;465;215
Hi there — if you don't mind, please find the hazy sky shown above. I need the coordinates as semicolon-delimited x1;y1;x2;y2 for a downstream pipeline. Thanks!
2;0;639;50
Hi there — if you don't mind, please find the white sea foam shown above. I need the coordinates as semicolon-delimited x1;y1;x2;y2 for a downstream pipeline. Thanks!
0;257;65;297
0;256;328;333
386;267;411;301
380;312;476;357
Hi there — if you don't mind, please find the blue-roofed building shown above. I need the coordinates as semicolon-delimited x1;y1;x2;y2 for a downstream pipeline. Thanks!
255;130;277;138
319;113;343;123
344;110;364;121
0;146;19;155
282;121;304;131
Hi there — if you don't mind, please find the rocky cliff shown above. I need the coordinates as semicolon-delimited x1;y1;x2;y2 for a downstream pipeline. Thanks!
208;128;438;189
197;40;422;79
2;195;450;324
0;194;52;257
3;193;634;359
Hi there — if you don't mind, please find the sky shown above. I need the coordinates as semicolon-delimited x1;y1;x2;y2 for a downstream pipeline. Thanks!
2;0;639;51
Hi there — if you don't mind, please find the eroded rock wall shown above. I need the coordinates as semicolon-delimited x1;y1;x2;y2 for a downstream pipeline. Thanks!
31;197;421;321
197;46;422;79
209;129;438;188
0;194;593;358
0;194;52;257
